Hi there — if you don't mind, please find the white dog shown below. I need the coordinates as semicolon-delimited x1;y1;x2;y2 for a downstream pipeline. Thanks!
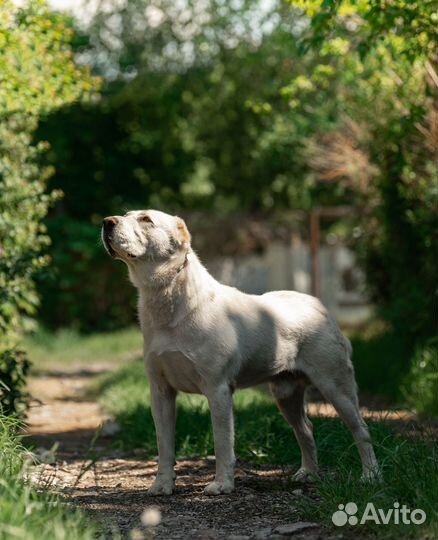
102;209;379;495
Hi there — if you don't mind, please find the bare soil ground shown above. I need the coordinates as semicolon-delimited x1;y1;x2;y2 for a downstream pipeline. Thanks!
25;365;410;540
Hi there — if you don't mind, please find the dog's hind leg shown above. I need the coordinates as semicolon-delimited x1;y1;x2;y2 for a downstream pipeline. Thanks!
270;378;318;481
307;359;380;481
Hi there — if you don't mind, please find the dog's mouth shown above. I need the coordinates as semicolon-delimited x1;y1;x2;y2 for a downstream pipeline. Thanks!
102;231;138;260
103;239;116;257
102;230;117;258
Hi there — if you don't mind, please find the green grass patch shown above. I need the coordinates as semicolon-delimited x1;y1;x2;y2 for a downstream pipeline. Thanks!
96;359;438;539
24;326;142;370
0;414;98;540
298;427;438;539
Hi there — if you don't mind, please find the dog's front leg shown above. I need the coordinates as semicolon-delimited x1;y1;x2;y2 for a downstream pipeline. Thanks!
204;384;235;495
148;381;176;495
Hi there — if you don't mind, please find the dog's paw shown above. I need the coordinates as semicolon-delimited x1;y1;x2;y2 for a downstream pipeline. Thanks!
147;479;175;496
291;467;317;483
204;480;234;495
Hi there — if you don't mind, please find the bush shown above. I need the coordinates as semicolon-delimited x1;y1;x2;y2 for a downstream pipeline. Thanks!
0;111;58;415
355;116;438;346
0;350;30;416
288;0;438;348
0;0;99;412
403;339;438;418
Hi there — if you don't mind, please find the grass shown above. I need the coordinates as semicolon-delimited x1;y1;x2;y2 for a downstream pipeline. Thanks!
96;359;438;539
299;436;438;539
0;414;99;540
24;326;142;370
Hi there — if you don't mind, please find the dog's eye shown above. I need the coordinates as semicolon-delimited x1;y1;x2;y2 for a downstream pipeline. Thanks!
139;215;153;224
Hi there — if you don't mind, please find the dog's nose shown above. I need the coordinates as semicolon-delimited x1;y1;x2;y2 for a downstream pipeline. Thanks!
103;216;118;229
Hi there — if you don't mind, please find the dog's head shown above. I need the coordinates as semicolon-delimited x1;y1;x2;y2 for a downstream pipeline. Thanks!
101;210;191;266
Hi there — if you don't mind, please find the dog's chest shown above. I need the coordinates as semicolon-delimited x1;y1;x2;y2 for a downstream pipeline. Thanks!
149;350;204;394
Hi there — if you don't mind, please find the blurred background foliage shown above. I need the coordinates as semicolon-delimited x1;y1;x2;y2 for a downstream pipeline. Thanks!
0;0;437;414
0;0;99;412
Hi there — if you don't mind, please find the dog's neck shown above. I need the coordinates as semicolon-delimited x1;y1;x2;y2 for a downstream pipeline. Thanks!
132;250;215;329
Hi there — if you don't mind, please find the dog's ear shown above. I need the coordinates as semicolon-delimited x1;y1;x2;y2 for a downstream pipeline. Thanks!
176;217;191;247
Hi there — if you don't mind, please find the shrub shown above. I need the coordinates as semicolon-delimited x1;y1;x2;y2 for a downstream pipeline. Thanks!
403;339;438;418
0;349;31;416
0;0;99;412
288;0;438;350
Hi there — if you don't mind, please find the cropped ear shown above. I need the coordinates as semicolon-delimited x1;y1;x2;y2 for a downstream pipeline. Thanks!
176;217;191;247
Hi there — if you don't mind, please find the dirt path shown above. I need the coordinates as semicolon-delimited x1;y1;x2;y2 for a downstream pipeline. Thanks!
25;366;340;540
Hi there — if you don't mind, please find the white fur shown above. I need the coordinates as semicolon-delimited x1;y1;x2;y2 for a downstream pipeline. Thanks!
102;209;379;495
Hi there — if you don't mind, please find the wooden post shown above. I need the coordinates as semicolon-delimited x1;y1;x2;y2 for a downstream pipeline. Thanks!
310;209;320;298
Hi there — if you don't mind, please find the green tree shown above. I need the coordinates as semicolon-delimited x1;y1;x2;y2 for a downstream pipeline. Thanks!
36;1;324;330
34;0;437;366
271;2;438;410
0;0;99;413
